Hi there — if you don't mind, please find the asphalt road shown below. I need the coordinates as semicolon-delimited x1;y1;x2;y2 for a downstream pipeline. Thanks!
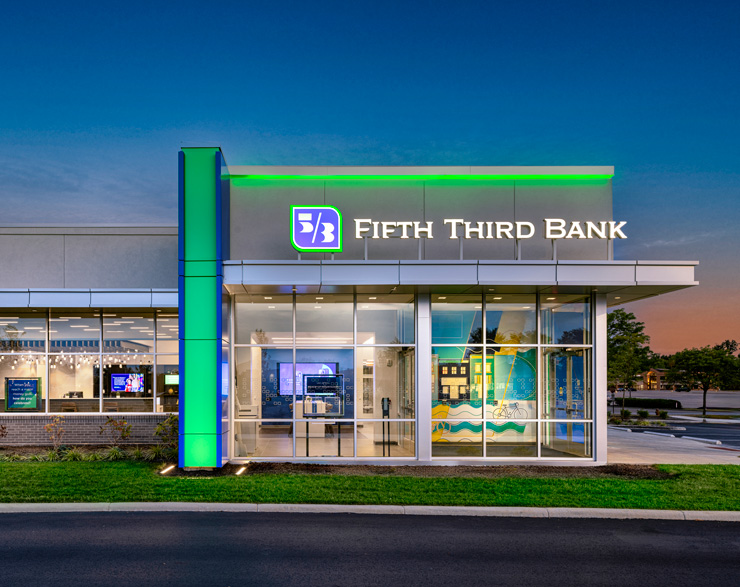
638;423;740;448
1;513;738;586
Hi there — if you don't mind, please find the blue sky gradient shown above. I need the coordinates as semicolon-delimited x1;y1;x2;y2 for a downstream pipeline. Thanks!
1;0;738;352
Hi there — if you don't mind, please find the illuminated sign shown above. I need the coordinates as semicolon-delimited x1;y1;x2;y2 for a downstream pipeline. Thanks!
354;218;627;240
291;206;343;252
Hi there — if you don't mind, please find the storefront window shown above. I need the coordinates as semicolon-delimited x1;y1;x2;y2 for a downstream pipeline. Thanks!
0;354;45;412
356;347;415;419
235;346;293;420
155;360;179;413
103;311;155;354
0;311;46;353
50;311;100;353
483;347;537;419
235;294;293;345
295;295;353;344
541;422;592;458
156;311;179;353
486;421;537;457
357;294;414;344
542;348;591;419
432;420;483;457
234;421;293;458
102;356;153;413
294;421;355;458
49;353;100;413
357;421;416;457
540;295;591;344
432;346;482;419
431;295;482;345
485;294;536;344
294;348;354;419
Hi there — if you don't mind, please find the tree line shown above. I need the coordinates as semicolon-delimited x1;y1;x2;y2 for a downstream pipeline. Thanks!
608;309;740;416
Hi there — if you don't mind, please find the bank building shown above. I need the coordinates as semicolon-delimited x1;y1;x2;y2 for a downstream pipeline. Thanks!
0;148;697;467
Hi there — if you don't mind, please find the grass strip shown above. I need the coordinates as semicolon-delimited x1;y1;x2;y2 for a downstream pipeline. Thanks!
0;463;738;511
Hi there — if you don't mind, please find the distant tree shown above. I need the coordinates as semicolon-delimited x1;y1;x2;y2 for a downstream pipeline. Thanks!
670;346;738;416
714;339;738;354
607;309;650;408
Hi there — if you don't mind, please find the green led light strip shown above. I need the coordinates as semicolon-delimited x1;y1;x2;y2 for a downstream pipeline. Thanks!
228;174;613;181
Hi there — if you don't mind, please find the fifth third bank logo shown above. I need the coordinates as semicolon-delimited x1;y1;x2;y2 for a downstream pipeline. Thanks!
290;206;343;252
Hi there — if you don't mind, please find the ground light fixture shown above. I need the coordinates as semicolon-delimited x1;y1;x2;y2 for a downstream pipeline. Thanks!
235;466;247;476
160;465;175;475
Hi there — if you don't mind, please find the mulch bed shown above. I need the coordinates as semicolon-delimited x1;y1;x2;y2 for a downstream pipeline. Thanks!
175;462;672;480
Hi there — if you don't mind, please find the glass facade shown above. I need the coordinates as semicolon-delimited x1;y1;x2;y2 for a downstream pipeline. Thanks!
0;292;594;460
232;291;593;461
233;293;416;459
0;309;178;413
430;293;592;460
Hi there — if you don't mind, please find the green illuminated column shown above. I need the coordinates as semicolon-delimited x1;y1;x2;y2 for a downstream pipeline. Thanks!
178;147;225;468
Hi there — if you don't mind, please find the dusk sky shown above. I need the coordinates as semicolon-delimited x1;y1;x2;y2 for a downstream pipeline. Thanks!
1;0;738;354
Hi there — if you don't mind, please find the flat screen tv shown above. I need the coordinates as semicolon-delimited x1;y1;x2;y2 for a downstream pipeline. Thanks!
278;362;337;396
164;374;179;385
111;373;145;394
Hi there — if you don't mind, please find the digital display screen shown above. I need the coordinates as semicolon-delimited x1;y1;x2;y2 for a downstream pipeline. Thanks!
111;373;145;393
164;374;179;385
278;362;337;395
304;375;343;396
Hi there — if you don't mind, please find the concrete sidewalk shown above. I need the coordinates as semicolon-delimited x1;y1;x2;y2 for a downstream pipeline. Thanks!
608;426;740;464
0;501;738;521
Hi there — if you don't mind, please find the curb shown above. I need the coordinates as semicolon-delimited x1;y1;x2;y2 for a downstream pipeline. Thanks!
0;502;739;521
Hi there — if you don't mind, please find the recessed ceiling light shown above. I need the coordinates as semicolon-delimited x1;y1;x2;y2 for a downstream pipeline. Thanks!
264;296;272;300
268;306;276;309
522;306;531;309
368;297;377;300
438;296;446;300
493;297;502;300
614;296;621;300
547;297;556;300
316;297;324;300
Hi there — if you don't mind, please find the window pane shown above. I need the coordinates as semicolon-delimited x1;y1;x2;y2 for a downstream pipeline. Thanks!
542;348;591;419
49;353;99;413
357;421;416;457
0;311;46;352
295;348;354;419
102;356;153;413
486;421;537;457
295;295;353;345
541;422;592;458
235;346;293;420
156;311;179;353
295;421;354;458
103;311;155;354
485;294;536;344
235;421;292;458
432;420;483;457
432;346;482;418
235;294;292;345
540;295;591;344
156;359;179;413
50;311;100;353
0;354;45;412
483;347;537;419
431;295;482;345
357;294;414;344
356;346;415;419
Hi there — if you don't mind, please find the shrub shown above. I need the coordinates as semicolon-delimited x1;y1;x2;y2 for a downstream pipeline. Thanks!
608;416;622;425
44;416;66;450
620;409;632;420
147;444;166;461
658;410;669;419
0;424;8;440
104;446;127;461
62;448;85;461
99;417;132;447
129;447;146;461
46;449;61;462
155;414;179;451
84;451;102;462
637;409;649;418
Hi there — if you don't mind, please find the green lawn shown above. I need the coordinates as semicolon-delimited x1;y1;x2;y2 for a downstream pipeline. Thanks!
1;463;739;510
